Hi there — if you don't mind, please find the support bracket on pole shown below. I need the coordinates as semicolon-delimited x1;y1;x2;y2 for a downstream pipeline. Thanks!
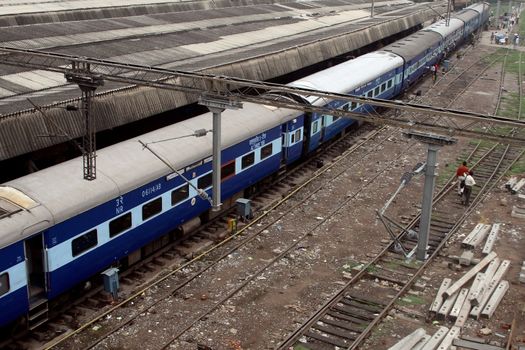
377;161;425;259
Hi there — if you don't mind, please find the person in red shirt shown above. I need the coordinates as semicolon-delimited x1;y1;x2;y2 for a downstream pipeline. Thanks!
456;161;469;195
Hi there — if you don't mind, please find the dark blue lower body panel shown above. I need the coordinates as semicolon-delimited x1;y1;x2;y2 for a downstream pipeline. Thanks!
307;132;321;153
322;119;355;142
285;143;304;164
0;287;28;327
47;207;202;299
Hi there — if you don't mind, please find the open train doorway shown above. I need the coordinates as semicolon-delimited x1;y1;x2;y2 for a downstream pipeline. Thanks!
25;234;47;299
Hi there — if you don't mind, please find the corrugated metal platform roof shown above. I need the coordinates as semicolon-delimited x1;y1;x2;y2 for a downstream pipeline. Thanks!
0;0;446;160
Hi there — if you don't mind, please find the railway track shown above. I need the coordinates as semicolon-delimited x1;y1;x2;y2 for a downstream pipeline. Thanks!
0;121;380;350
277;46;525;350
277;143;522;350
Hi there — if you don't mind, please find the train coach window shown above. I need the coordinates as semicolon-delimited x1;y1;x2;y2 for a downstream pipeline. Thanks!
198;173;212;189
374;86;380;96
367;90;373;98
72;229;98;257
109;212;132;238
221;161;236;180
261;143;273;160
142;198;162;221
171;184;189;205
387;80;393;89
0;273;9;296
241;152;255;169
294;129;301;142
312;120;319;134
381;83;386;92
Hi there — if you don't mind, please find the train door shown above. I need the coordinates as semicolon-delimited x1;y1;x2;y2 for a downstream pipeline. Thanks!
281;123;289;163
25;234;47;298
301;112;313;155
25;233;49;329
319;115;326;141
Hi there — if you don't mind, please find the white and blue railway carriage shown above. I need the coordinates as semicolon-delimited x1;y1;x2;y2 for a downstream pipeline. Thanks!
455;3;489;38
424;18;465;53
382;29;443;90
0;102;299;327
288;51;404;153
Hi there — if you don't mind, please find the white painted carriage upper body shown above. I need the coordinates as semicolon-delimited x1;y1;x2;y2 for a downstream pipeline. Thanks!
425;18;465;37
288;51;404;106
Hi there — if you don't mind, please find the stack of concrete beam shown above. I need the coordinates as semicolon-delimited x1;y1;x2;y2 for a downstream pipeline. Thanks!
505;176;518;190
510;178;525;194
444;252;497;299
429;252;510;323
470;259;510;319
462;224;491;249
512;193;525;219
482;224;500;255
387;326;462;350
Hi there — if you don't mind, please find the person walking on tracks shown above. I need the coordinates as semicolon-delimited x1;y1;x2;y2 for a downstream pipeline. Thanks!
430;64;437;83
456;161;469;195
463;170;476;206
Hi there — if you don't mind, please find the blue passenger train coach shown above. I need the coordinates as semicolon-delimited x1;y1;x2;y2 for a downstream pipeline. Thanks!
0;2;489;329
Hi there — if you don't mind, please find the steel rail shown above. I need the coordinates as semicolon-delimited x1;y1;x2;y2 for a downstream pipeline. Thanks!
277;139;521;350
348;46;525;350
75;126;387;350
347;46;522;350
518;51;523;121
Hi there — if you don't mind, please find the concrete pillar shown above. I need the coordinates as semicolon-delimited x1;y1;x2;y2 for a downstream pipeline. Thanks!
417;144;440;261
210;106;224;211
198;96;242;211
